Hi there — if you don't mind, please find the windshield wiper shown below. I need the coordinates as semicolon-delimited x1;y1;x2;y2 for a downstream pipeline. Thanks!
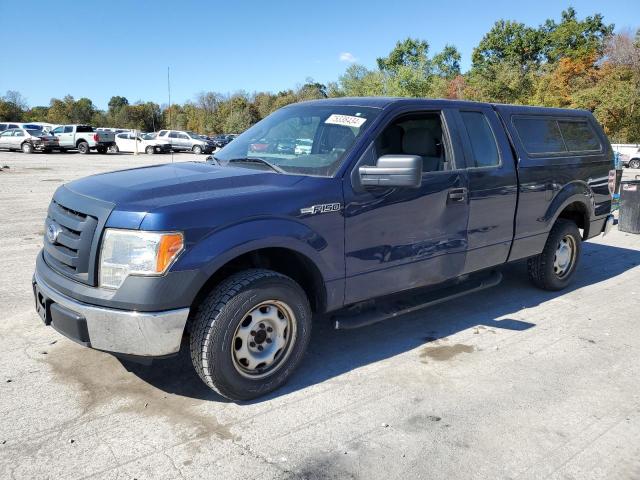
206;154;221;165
227;157;285;174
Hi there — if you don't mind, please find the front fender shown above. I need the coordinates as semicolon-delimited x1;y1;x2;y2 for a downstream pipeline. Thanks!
174;217;337;284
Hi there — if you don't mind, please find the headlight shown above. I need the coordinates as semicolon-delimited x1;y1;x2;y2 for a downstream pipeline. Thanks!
99;229;184;289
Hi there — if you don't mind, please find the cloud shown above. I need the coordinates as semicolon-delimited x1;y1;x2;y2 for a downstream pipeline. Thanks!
339;52;358;63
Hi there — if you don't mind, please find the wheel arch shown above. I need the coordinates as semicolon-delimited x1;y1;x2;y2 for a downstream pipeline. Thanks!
544;181;595;239
190;246;327;317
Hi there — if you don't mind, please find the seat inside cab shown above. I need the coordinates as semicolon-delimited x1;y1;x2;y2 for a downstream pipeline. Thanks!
375;113;448;172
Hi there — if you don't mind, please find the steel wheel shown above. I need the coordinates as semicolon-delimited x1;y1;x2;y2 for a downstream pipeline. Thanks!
231;300;297;379
553;234;577;278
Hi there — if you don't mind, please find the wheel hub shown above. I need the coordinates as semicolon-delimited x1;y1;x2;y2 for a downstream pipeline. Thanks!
231;301;296;379
553;235;576;278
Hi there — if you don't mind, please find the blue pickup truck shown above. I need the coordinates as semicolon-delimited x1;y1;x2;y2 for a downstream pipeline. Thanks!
33;98;615;400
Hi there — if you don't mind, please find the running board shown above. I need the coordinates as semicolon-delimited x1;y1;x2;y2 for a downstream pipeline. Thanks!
333;271;503;330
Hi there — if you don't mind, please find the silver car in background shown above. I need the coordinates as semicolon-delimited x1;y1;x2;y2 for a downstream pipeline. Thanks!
0;128;59;153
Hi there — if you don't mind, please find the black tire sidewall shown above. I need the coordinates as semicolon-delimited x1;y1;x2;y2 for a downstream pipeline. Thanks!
197;275;311;400
22;143;33;153
146;146;155;154
193;146;202;154
630;159;640;169
77;142;89;154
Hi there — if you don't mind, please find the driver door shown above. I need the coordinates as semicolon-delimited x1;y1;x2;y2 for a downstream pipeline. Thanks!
343;108;470;305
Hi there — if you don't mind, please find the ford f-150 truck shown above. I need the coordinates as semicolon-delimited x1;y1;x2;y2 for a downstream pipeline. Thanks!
33;98;615;400
50;124;116;154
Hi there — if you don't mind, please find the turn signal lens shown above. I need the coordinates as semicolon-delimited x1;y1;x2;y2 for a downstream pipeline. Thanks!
157;233;184;273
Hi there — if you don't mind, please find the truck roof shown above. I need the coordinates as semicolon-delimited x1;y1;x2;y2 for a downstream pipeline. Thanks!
294;97;591;116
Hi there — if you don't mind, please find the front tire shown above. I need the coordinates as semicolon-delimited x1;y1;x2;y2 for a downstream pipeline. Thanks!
145;145;155;155
189;269;312;401
192;145;203;155
21;142;34;154
96;146;107;154
77;141;90;154
528;219;582;291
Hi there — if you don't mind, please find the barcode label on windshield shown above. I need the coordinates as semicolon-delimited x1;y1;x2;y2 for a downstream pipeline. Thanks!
325;114;367;128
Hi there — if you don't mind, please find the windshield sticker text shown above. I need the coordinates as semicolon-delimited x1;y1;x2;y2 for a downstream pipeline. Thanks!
324;114;367;128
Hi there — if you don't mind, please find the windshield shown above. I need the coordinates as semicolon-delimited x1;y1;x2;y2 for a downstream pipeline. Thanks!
215;104;380;177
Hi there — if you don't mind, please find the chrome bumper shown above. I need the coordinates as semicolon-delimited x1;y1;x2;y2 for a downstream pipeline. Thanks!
33;270;189;357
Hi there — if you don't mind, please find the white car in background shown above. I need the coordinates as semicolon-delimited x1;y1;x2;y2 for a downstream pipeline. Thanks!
113;132;171;154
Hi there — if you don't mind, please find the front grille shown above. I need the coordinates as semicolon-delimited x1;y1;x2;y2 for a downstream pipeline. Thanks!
43;199;98;284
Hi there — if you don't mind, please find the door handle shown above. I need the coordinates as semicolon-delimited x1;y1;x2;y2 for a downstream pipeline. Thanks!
448;187;467;202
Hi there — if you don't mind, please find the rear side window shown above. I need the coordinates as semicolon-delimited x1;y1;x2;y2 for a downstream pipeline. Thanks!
513;118;566;154
64;126;73;133
557;121;601;152
76;125;93;133
460;111;500;167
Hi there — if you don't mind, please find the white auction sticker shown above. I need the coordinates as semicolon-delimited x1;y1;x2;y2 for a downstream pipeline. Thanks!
325;114;367;128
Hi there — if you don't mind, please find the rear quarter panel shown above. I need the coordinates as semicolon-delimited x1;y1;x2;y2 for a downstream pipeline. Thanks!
493;105;612;261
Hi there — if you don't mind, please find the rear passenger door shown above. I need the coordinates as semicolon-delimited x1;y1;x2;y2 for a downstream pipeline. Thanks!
453;107;518;273
58;126;75;147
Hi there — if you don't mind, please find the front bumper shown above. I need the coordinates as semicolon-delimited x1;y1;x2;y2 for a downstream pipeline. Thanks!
33;269;190;357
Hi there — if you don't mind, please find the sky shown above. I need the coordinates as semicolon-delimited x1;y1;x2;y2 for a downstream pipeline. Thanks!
1;0;638;110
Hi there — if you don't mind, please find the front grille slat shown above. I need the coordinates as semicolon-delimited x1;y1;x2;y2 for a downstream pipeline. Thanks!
43;241;79;267
55;230;81;250
48;203;87;232
43;197;99;285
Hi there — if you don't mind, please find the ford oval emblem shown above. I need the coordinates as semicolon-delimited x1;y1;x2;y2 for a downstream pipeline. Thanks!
46;222;62;244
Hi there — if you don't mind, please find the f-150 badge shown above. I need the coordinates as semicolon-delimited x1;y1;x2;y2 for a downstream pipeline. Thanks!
300;203;342;215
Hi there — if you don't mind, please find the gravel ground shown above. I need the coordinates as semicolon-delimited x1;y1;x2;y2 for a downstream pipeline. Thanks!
1;151;639;480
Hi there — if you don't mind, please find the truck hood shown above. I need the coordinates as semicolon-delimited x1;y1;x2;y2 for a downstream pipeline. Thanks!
65;161;305;219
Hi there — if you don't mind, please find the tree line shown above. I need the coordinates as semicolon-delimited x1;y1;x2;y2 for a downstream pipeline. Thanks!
1;8;638;142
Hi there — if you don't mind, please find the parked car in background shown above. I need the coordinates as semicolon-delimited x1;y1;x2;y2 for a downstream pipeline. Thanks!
623;148;640;169
212;134;237;148
0;128;59;153
50;125;116;154
0;122;47;132
113;132;171;154
294;138;312;155
156;129;214;154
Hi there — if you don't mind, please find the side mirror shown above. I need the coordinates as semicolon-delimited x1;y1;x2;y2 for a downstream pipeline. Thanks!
359;155;422;188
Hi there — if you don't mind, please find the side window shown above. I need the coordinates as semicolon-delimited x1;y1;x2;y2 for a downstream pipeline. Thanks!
0;130;13;137
158;130;167;137
513;117;566;154
178;133;189;139
373;111;448;173
52;126;64;135
168;132;178;138
460;111;500;168
64;126;74;133
557;121;601;152
8;124;18;129
15;130;25;137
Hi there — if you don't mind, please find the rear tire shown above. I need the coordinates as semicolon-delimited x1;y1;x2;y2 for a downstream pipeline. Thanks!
108;145;119;153
145;145;155;155
77;141;90;154
192;145;203;155
629;159;640;169
21;142;34;154
528;219;582;291
189;269;312;401
96;146;107;154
